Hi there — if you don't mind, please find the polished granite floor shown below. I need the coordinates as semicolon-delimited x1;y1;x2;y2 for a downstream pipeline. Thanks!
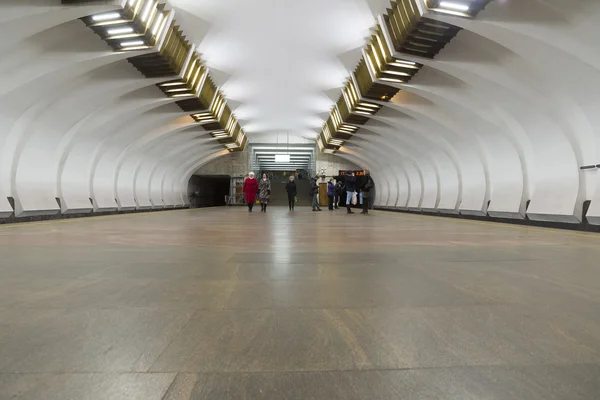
0;207;599;399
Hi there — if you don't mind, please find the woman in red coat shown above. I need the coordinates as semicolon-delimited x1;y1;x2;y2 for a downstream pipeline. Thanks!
243;172;259;212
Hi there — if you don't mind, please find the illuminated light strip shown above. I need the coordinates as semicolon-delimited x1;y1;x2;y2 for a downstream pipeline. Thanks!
358;102;379;108
383;70;411;77
185;60;197;82
93;19;129;26
170;93;195;98
121;40;145;47
354;111;373;116
107;26;134;35
355;106;376;113
92;12;121;21
161;82;185;87
166;88;191;93
439;1;469;11
379;77;404;83
190;66;203;89
108;33;143;40
152;12;165;35
119;45;150;51
141;0;156;22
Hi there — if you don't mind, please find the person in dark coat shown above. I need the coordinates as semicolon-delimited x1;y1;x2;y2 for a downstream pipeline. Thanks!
327;178;335;210
361;170;375;214
310;175;322;212
285;175;297;211
334;180;343;209
243;172;259;212
345;171;357;214
258;173;271;212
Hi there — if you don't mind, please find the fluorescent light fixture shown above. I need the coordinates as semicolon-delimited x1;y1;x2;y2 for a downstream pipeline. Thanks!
199;119;217;123
121;40;145;47
439;1;469;11
119;45;150;51
275;154;291;163
171;93;195;98
167;88;190;93
354;111;373;116
141;0;155;22
160;82;185;87
395;59;416;65
358;102;379;109
384;70;411;77
107;26;134;35
152;12;165;35
355;106;376;113
92;12;121;22
380;77;404;83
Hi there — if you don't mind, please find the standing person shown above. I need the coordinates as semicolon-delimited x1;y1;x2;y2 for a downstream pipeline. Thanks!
327;178;335;210
361;170;374;214
310;175;322;212
334;179;343;209
345;171;357;214
259;173;271;212
243;172;259;212
285;175;297;211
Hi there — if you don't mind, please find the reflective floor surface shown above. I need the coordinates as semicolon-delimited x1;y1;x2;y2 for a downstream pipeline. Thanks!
0;207;599;399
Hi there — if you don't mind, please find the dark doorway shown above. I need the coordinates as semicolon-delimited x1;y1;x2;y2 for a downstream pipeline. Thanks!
188;175;230;208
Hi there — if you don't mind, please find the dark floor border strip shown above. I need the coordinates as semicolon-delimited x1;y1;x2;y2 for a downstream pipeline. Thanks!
374;207;600;233
0;206;205;225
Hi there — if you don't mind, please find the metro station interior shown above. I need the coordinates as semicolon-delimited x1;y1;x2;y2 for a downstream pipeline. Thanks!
1;0;600;399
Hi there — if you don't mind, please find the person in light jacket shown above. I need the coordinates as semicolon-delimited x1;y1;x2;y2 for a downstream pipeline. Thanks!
345;171;357;214
310;175;322;212
258;173;271;212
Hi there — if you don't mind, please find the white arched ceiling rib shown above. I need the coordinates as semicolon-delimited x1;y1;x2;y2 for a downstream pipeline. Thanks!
402;52;531;218
350;138;422;209
115;120;203;210
350;124;436;209
359;123;441;210
318;0;600;224
0;3;233;217
341;143;403;209
422;0;599;223
372;101;464;212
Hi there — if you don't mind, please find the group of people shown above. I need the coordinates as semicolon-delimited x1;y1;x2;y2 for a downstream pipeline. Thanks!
242;170;374;214
241;172;272;212
309;170;374;214
324;171;374;214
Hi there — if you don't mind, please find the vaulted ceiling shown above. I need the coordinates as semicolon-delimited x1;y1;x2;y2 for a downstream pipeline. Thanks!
169;0;390;143
2;0;600;226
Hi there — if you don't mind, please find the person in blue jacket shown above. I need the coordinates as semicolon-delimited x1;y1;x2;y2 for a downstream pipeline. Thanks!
345;171;357;214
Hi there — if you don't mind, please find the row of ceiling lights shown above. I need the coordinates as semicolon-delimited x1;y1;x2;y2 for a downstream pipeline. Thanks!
81;0;247;152
316;0;488;154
